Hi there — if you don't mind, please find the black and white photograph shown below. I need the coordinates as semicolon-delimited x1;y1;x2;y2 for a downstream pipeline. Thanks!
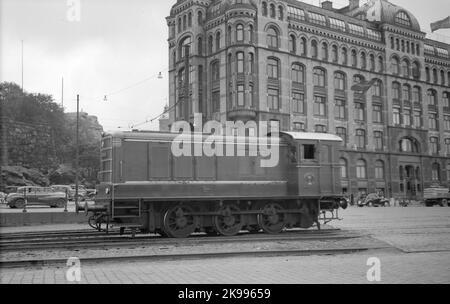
0;0;450;288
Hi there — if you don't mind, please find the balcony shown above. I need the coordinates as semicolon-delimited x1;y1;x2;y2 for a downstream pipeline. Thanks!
227;109;257;121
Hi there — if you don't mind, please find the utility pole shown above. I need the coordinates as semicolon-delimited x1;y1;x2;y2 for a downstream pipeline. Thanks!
21;40;24;92
61;77;64;108
75;94;80;212
0;92;7;192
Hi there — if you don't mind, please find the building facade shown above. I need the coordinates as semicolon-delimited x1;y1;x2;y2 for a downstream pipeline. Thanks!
166;0;450;199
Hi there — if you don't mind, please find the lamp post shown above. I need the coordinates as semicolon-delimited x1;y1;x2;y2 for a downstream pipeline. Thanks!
0;91;7;193
75;94;80;214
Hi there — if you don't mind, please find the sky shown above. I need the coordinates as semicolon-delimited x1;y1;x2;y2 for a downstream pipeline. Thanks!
1;0;449;132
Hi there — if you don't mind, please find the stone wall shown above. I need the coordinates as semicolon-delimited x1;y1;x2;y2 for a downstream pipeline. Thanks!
4;120;57;170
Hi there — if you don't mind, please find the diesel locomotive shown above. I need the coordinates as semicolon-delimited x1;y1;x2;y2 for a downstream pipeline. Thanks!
84;130;347;237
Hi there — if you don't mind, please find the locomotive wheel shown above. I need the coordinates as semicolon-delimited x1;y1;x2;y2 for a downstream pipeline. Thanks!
213;204;244;236
257;203;287;234
163;206;197;238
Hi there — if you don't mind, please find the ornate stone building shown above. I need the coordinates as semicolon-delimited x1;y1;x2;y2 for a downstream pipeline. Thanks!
166;0;450;199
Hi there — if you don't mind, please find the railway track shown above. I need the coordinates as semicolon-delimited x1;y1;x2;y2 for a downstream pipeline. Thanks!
0;228;358;252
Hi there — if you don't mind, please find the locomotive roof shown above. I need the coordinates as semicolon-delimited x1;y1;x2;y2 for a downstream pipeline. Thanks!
105;130;342;142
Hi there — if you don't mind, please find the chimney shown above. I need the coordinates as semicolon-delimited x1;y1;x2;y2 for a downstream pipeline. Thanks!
349;0;360;10
321;1;333;10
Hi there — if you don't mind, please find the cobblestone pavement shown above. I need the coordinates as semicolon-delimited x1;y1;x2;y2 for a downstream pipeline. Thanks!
0;207;449;284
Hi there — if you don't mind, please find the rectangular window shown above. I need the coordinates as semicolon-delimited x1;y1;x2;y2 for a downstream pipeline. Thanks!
445;139;450;155
212;91;220;113
403;109;412;126
348;23;365;36
303;145;316;160
335;99;347;120
336;127;347;144
373;104;382;123
413;110;422;127
314;96;327;117
355;102;365;121
393;108;401;125
294;122;305;132
268;88;279;110
356;130;366;149
430;138;439;154
444;116;450;131
374;131;384;151
329;18;346;31
237;85;245;106
292;92;305;114
429;113;438;130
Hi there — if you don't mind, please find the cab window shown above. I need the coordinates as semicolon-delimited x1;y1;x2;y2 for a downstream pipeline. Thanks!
303;144;316;160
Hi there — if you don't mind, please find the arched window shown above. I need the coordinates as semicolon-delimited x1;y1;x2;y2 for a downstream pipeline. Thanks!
289;35;296;53
248;25;254;43
321;42;328;61
197;37;203;56
441;70;446;86
211;61;220;82
392;82;401;100
188;12;192;27
375;160;385;179
360;52;367;69
395;12;411;27
311;40;318;58
369;54;375;71
236;52;244;74
402;60;410;77
178;17;182;33
341;47;348;65
208;35;213;54
433;68;438;84
278;5;284;20
267;57;279;79
351;49;357;67
340;158;348;179
197;11;203;25
432;163;441;181
227;26;232;45
270;4;276;18
236;24;244;42
313;68;326;87
267;27;278;48
292;64;304;83
425;67;431;82
378;56;384;72
262;2;268;16
179;36;192;59
400;138;419;153
300;37;307;56
412;62;421;79
331;45;338;62
413;86;422;103
248;53;254;74
215;32;221;50
392;57;400;75
356;159;367;179
334;72;346;91
183;15;187;30
427;89;437;106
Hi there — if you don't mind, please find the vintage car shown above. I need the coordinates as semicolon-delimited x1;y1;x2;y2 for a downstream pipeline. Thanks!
357;193;390;207
6;186;67;209
51;185;87;201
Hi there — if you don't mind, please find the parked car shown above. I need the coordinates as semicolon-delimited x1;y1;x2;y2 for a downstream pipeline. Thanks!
0;192;6;204
6;186;67;209
51;185;87;201
357;193;390;207
423;187;450;207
